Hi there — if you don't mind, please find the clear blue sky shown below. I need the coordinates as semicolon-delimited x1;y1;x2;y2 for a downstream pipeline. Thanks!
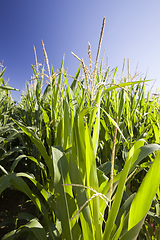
0;0;160;101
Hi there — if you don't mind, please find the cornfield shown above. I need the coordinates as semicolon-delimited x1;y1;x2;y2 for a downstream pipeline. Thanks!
0;18;160;240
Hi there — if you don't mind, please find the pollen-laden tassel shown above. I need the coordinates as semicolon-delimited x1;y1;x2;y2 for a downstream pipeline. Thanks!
93;17;106;85
41;40;51;82
88;42;93;88
81;58;90;93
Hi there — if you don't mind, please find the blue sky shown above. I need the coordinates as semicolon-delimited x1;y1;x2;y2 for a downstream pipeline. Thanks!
0;0;160;101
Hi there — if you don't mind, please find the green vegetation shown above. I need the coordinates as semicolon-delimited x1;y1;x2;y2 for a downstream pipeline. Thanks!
0;18;160;239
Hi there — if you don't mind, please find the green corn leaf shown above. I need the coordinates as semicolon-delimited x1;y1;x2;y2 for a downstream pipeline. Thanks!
128;149;160;230
116;193;136;228
102;80;152;96
89;88;102;131
125;93;133;138
0;85;20;91
152;124;159;143
27;156;45;169
0;165;9;175
130;82;144;120
31;65;38;80
101;107;127;143
16;172;61;239
72;111;86;180
129;143;160;173
18;212;36;221
112;66;118;83
102;140;154;239
70;64;81;92
2;230;16;240
12;119;54;180
10;154;26;172
52;146;73;240
0;67;6;78
0;174;10;194
69;155;93;240
20;218;47;240
89;88;103;156
98;161;111;176
41;83;50;102
40;105;52;151
16;172;49;202
118;89;124;120
100;142;160;230
52;58;64;121
120;217;145;240
77;107;102;238
50;60;61;123
103;155;132;240
9;173;44;211
85;125;102;239
148;210;160;225
111;212;125;240
9;173;52;225
92;107;100;156
63;66;74;123
63;99;72;150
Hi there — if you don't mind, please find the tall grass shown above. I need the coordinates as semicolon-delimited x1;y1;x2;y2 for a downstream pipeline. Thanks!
0;18;160;239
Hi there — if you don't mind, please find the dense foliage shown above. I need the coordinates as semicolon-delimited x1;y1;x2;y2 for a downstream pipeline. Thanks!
0;19;160;240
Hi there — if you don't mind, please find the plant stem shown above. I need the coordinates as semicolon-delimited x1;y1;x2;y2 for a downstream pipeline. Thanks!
109;116;118;211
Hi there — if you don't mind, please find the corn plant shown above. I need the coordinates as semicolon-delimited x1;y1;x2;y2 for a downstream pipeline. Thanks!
0;18;160;239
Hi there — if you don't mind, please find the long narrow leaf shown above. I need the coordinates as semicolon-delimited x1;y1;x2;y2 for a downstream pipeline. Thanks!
129;149;160;230
12;119;54;180
52;146;73;240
